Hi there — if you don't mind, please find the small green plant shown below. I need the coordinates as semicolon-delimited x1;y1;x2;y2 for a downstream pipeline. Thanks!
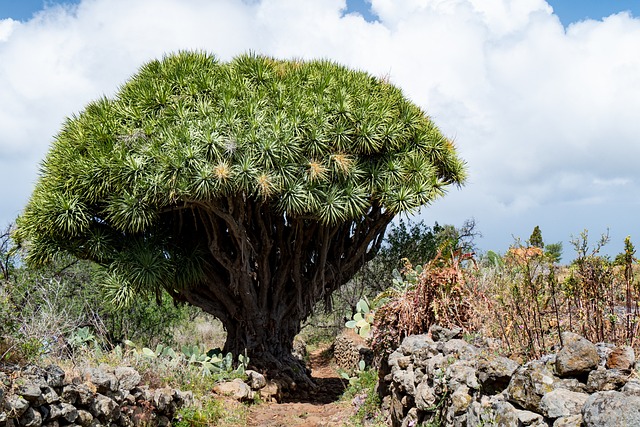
18;337;46;361
339;359;367;384
0;285;17;338
393;261;423;290
125;341;249;377
68;327;97;349
341;368;385;426
484;250;504;268
236;351;250;375
183;344;224;376
345;298;375;338
174;399;226;427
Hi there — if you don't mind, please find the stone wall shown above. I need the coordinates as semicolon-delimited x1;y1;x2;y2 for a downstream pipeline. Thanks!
0;364;192;427
381;326;640;427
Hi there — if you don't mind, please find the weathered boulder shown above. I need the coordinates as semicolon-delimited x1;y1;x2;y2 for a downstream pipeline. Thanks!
448;385;472;415
61;383;94;406
421;353;446;378
586;367;628;392
401;407;418;427
83;367;118;393
414;380;437;410
539;388;588;419
44;365;66;388
582;391;640;426
622;379;640;396
17;381;44;406
245;370;267;390
292;336;307;361
152;388;176;413
446;361;480;390
492;400;519;426
259;380;283;402
392;367;416;395
213;378;253;402
466;400;490;427
5;395;30;418
553;414;583;427
75;408;93;427
40;386;60;404
555;377;589;394
172;389;194;408
515;408;546;426
396;356;412;370
439;339;478;361
89;393;120;423
114;367;141;391
18;406;41;427
555;332;599;377
387;350;405;374
596;342;615;366
429;324;463;342
606;345;635;371
400;334;435;355
506;361;556;412
476;353;519;395
47;402;78;423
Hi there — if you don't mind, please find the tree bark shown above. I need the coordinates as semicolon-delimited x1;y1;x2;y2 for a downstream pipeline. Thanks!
166;196;393;383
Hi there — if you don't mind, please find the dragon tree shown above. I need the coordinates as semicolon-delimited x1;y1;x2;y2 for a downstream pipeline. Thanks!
16;51;466;379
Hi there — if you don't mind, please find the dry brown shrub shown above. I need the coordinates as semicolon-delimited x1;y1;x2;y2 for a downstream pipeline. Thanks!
469;236;640;363
370;252;474;360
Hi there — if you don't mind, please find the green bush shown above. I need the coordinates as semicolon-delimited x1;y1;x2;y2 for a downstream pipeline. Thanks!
174;401;227;427
3;244;194;359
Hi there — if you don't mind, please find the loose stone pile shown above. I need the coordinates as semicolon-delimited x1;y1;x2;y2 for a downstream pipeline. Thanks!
0;364;192;427
381;326;640;427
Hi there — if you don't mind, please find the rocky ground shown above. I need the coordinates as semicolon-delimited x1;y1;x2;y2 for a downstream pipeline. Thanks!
0;345;357;427
383;326;640;427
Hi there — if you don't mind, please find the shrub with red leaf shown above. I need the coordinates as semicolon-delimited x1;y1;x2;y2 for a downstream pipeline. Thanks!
370;251;474;360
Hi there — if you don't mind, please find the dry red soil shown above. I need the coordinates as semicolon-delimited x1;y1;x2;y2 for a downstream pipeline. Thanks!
246;347;355;427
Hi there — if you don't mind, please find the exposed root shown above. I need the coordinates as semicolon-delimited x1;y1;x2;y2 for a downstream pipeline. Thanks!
251;352;317;391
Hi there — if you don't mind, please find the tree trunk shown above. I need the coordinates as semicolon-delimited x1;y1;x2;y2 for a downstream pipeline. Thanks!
168;196;393;384
223;312;309;382
179;282;313;385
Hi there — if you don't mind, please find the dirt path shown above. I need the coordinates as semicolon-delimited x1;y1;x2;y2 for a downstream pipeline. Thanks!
246;347;355;427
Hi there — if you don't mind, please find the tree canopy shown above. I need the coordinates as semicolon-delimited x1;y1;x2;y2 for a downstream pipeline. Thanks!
16;51;466;374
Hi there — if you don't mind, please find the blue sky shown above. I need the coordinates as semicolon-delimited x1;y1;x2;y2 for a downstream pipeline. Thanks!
1;0;639;259
547;0;639;26
3;0;640;26
345;0;640;26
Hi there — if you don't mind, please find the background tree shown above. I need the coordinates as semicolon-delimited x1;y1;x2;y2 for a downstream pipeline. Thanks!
545;242;563;264
528;225;564;263
371;218;478;286
1;223;18;341
529;225;544;249
16;52;466;378
1;224;15;282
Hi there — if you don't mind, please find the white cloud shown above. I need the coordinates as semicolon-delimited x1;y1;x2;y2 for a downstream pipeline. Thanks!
0;0;639;255
593;178;631;187
0;18;17;41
